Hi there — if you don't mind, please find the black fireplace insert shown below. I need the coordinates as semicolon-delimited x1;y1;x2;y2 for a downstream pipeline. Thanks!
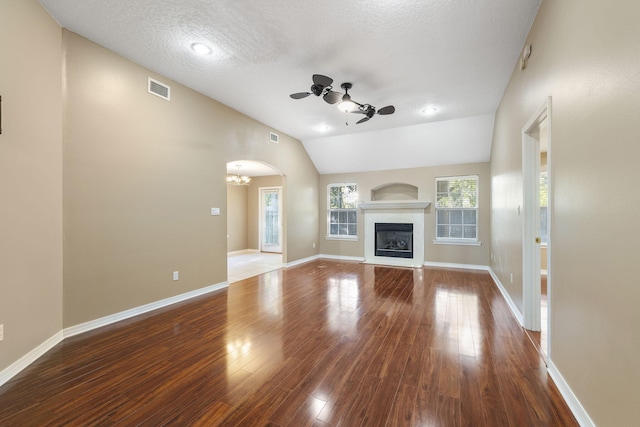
375;223;413;258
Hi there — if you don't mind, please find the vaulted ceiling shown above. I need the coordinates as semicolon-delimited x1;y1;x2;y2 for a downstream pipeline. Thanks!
39;0;541;174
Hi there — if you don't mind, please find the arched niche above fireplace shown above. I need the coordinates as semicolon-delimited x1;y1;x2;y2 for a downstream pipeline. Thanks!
371;182;418;201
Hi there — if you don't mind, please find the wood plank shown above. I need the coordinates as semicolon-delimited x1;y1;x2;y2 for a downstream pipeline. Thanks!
0;261;578;426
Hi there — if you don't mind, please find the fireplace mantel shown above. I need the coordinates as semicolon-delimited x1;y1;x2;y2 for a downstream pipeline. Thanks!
362;200;428;268
359;201;431;210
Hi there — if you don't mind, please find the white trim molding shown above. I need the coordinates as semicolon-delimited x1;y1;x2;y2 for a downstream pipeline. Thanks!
487;266;525;327
548;361;596;427
423;261;488;271
285;254;322;268
0;331;64;388
1;282;229;387
319;254;366;263
64;281;228;338
432;239;482;246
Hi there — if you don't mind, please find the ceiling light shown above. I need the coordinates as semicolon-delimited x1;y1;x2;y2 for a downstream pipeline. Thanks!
422;107;438;115
227;164;251;186
338;96;357;113
191;42;212;55
337;83;357;113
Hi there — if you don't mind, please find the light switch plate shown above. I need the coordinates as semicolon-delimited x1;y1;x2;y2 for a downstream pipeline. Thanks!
211;207;220;216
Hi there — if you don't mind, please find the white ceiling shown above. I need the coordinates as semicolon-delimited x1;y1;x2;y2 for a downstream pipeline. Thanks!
39;0;541;175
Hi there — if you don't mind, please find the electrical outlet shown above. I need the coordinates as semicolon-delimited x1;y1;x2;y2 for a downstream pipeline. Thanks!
312;242;316;249
510;273;514;284
173;271;179;281
0;324;4;342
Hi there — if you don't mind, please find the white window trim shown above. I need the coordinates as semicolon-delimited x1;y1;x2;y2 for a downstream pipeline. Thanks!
326;183;358;240
435;175;481;245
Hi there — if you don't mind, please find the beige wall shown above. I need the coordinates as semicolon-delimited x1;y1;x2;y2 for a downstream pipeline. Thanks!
227;184;248;252
0;0;64;372
490;0;640;425
319;162;491;266
62;31;318;327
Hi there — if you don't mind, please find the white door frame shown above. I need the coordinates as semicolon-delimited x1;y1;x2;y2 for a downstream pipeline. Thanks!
259;186;283;253
522;97;552;351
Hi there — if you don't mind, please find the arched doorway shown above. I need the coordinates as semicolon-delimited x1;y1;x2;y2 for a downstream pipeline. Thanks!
226;160;285;283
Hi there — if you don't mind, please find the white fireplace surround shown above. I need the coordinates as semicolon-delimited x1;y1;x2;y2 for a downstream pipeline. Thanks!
360;201;431;268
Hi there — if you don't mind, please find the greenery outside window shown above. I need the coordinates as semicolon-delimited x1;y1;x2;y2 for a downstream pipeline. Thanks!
327;184;358;239
435;175;479;243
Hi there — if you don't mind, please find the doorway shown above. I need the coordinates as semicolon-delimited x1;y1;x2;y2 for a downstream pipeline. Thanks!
226;161;284;283
259;187;283;253
522;97;552;357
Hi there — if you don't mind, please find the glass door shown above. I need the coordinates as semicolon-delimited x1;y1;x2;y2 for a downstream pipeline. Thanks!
260;187;282;253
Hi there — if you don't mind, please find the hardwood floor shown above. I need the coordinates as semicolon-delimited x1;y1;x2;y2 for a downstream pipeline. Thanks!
0;260;577;426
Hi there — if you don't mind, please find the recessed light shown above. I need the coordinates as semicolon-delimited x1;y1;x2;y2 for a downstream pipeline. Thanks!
422;107;438;115
315;124;331;132
191;42;212;55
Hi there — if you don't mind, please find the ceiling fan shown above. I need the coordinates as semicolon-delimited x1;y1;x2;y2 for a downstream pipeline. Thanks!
289;74;342;104
291;76;396;125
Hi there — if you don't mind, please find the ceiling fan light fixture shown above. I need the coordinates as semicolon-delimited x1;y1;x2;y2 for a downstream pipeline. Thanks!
338;96;357;113
337;82;358;113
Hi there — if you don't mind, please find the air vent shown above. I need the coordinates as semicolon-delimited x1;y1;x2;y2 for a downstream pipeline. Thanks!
270;132;279;144
148;77;170;100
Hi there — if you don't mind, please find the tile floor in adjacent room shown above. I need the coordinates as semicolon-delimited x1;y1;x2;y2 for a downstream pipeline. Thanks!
227;250;283;283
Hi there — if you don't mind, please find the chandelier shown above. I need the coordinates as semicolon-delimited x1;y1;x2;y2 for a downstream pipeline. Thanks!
227;164;251;186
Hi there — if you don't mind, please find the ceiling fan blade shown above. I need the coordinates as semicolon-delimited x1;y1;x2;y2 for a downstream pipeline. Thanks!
290;92;311;99
313;74;333;88
356;117;371;124
323;90;342;104
377;105;395;115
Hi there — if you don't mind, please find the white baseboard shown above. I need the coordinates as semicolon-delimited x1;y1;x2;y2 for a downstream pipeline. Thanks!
423;261;489;271
64;281;228;338
422;262;524;327
486;266;525;327
0;281;228;387
548;361;596;427
0;331;64;388
227;249;259;256
285;254;321;268
320;254;365;263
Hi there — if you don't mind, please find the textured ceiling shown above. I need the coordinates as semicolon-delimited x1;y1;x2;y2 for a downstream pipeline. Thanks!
39;0;541;174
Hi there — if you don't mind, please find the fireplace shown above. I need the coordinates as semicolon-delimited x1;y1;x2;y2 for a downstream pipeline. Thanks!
360;200;430;268
375;223;413;258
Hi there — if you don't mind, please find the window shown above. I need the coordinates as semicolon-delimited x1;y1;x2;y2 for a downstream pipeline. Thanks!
327;184;358;239
435;175;479;242
540;171;548;244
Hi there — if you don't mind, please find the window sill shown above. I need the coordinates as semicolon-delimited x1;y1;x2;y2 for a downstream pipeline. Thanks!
433;239;482;247
326;235;358;242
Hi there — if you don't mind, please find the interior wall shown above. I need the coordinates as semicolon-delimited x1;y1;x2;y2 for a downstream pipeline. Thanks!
0;0;64;373
226;184;248;252
319;162;491;266
63;30;318;327
490;0;640;425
